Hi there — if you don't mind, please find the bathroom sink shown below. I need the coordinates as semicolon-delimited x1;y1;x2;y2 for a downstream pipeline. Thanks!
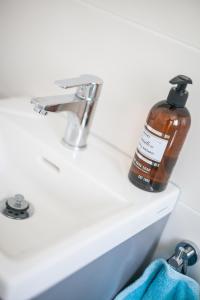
0;98;179;300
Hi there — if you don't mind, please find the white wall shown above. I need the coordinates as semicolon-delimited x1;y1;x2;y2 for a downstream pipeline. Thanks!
1;0;200;281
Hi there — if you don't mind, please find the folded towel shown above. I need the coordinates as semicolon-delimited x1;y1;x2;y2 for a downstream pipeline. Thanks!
114;259;200;300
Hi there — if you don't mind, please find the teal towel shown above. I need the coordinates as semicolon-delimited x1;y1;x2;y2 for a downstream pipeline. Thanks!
114;259;200;300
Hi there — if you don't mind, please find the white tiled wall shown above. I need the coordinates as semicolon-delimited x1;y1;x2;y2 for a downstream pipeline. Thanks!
0;0;200;281
83;0;200;48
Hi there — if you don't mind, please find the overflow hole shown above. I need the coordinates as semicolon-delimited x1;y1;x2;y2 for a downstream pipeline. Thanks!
41;157;60;173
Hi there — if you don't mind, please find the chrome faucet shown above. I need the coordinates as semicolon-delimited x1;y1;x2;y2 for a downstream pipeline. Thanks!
31;74;103;149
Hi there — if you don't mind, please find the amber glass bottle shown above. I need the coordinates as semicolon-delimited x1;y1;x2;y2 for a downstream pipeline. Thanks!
129;75;192;192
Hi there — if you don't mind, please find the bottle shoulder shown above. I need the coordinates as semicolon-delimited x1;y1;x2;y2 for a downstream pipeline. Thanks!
147;100;191;132
149;100;191;120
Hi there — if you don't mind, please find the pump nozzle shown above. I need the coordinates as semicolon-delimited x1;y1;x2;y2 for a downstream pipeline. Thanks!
167;75;192;108
170;75;192;92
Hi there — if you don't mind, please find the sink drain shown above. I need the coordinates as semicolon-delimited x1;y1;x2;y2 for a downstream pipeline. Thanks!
0;194;34;220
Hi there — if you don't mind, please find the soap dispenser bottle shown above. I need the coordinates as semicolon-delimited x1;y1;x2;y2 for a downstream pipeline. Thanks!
128;75;192;192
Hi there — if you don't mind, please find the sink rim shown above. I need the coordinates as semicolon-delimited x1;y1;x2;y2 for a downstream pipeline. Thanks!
0;98;180;300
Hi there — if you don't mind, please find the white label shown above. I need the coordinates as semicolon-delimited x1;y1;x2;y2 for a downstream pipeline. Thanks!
137;127;168;163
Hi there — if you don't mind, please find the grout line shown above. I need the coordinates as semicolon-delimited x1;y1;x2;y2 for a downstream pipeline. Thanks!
180;201;200;217
77;0;200;53
165;182;200;216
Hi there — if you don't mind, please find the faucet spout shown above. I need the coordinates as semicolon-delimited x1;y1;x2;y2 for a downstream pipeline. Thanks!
31;74;103;149
31;94;80;114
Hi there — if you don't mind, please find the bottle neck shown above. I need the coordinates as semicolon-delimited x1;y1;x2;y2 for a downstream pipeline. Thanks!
167;87;188;108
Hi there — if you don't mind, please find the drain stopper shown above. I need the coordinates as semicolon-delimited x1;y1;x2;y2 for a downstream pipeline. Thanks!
6;194;29;212
0;194;34;220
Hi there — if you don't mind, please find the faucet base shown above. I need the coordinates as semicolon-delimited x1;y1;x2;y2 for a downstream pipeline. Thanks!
61;138;87;151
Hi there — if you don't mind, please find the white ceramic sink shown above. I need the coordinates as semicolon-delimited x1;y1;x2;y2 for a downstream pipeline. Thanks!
0;98;179;300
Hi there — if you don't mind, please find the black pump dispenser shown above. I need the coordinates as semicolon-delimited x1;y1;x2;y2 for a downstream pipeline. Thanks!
167;75;192;108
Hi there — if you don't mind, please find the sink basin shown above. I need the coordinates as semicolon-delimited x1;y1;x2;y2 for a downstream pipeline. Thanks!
0;98;179;300
0;115;129;258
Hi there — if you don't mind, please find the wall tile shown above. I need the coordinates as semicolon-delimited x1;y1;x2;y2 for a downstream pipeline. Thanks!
82;0;200;49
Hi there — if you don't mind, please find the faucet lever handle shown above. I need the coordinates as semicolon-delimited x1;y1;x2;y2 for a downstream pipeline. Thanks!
55;74;103;89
